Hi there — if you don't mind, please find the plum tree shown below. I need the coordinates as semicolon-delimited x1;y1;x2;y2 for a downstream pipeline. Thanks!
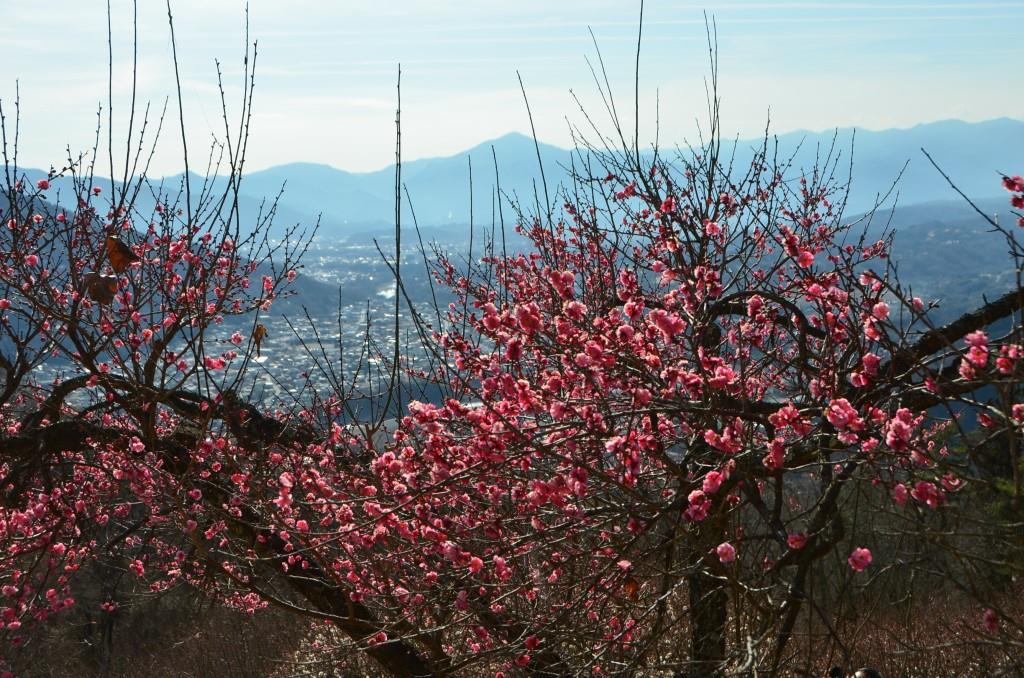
1;15;1023;678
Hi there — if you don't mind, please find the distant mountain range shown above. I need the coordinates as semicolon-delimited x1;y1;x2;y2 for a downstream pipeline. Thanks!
11;118;1023;241
238;117;1022;236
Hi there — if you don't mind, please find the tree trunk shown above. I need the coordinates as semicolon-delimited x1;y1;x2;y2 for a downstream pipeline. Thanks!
687;567;728;677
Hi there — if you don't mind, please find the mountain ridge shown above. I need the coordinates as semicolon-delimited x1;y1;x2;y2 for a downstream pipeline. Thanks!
235;117;1024;232
10;118;1023;238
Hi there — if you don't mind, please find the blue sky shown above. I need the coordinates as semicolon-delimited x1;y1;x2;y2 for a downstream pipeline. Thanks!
0;1;1021;175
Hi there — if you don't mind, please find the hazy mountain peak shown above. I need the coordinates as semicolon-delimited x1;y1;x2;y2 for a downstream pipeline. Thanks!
11;118;1022;238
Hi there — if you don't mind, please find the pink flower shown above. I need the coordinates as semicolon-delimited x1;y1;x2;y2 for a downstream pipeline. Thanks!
204;356;226;370
707;365;737;389
468;556;484;574
787;532;807;550
516;303;542;333
704;425;743;454
287;269;297;282
702;471;723;494
910;481;945;509
769;403;811;435
685;490;710;522
847;547;872;572
871;301;890;320
551;270;576;299
716;542;736;563
959;359;976;380
796;250;814;268
24;254;39;266
983;608;999;633
884;408;915;451
762;438;785;469
0;299;10;310
649;309;686;340
826;398;863;432
964;331;990;366
37;179;50;190
505;337;523;362
1003;175;1024;192
997;345;1020;374
965;330;988;347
